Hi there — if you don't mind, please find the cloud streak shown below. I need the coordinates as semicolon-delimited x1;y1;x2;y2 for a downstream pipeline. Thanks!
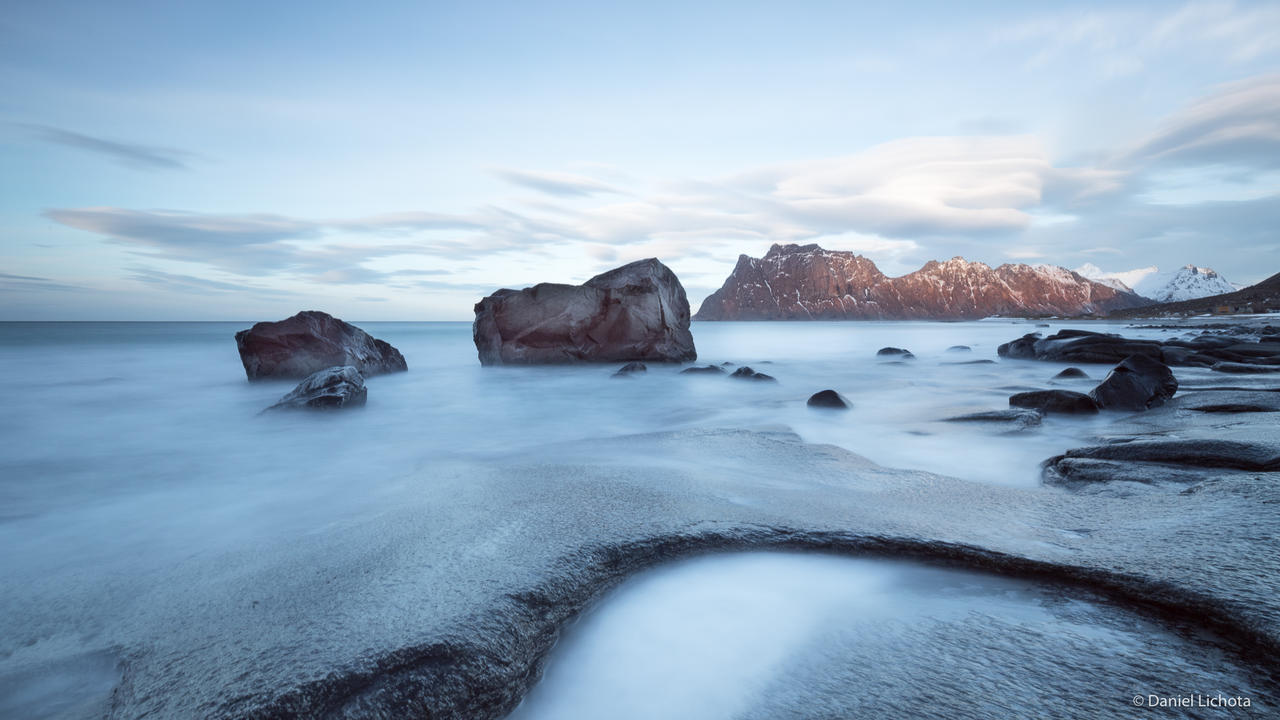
24;124;195;170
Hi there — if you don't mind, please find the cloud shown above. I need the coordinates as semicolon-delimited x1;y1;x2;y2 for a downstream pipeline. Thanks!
995;1;1280;76
24;124;195;170
128;267;294;296
493;168;623;197
0;272;80;292
1122;73;1280;169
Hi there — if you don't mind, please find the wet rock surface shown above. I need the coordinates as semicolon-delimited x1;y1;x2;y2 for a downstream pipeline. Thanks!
1053;367;1089;379
235;311;407;381
9;423;1280;719
806;390;850;409
265;366;368;411
472;259;697;366
944;408;1043;430
1009;389;1099;415
1087;355;1178;411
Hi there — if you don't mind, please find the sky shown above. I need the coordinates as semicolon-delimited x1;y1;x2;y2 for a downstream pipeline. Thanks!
2;0;1279;320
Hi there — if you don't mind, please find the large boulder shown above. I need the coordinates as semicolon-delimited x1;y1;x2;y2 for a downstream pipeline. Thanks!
472;259;697;366
998;330;1164;364
1088;355;1178;411
265;366;367;411
236;311;407;381
807;390;850;409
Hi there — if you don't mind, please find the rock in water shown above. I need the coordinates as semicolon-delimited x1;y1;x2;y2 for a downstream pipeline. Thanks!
1053;367;1089;379
236;311;407;381
1009;389;1099;415
472;258;697;366
1088;355;1178;411
265;366;367;411
613;362;647;377
680;365;726;375
807;390;850;409
730;366;777;382
876;347;914;358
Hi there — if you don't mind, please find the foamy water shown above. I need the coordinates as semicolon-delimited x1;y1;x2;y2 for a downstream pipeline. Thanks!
0;319;1237;717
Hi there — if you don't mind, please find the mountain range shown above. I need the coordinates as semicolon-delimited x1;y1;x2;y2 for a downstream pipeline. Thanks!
694;244;1149;321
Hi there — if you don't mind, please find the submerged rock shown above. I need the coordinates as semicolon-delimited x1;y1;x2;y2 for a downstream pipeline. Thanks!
235;311;407;381
944;408;1043;429
1212;362;1280;374
680;365;726;375
612;362;647;377
1008;389;1099;415
472;258;697;366
946;345;972;352
730;366;777;382
807;390;850;409
1053;367;1089;379
1088;355;1178;411
265;366;367;411
876;347;914;359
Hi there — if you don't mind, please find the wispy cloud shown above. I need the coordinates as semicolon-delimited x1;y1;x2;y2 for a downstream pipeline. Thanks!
0;272;80;292
493;168;624;197
23;124;196;170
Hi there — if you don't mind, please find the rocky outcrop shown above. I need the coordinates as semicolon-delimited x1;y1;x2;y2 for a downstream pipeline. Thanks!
1088;355;1178;411
807;390;850;409
473;259;696;366
999;329;1280;369
265;366;367;411
695;244;1147;320
235;311;407;381
1009;389;1099;414
1044;439;1280;489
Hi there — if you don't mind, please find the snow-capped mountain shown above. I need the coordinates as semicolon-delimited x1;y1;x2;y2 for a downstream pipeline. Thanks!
1073;263;1237;302
695;244;1147;320
1146;265;1238;302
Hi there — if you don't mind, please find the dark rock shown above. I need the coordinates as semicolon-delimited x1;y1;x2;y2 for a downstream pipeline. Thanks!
807;390;850;409
1042;457;1232;488
946;345;972;352
943;359;996;365
265;366;367;411
944;408;1043;429
1212;362;1280;374
1009;390;1099;414
235;311;407;381
1036;323;1051;327
730;366;777;382
612;362;647;377
1053;367;1089;379
998;333;1041;359
876;347;914;357
1088;355;1178;411
680;365;725;375
472;258;696;366
1056;439;1280;471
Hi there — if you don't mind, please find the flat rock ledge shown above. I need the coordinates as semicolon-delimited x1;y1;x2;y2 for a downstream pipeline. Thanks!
223;528;1280;720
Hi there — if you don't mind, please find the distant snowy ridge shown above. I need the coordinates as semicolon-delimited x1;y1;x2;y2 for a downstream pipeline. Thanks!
1073;263;1236;303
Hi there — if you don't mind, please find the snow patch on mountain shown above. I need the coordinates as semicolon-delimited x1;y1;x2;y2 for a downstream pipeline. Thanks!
1073;263;1159;293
